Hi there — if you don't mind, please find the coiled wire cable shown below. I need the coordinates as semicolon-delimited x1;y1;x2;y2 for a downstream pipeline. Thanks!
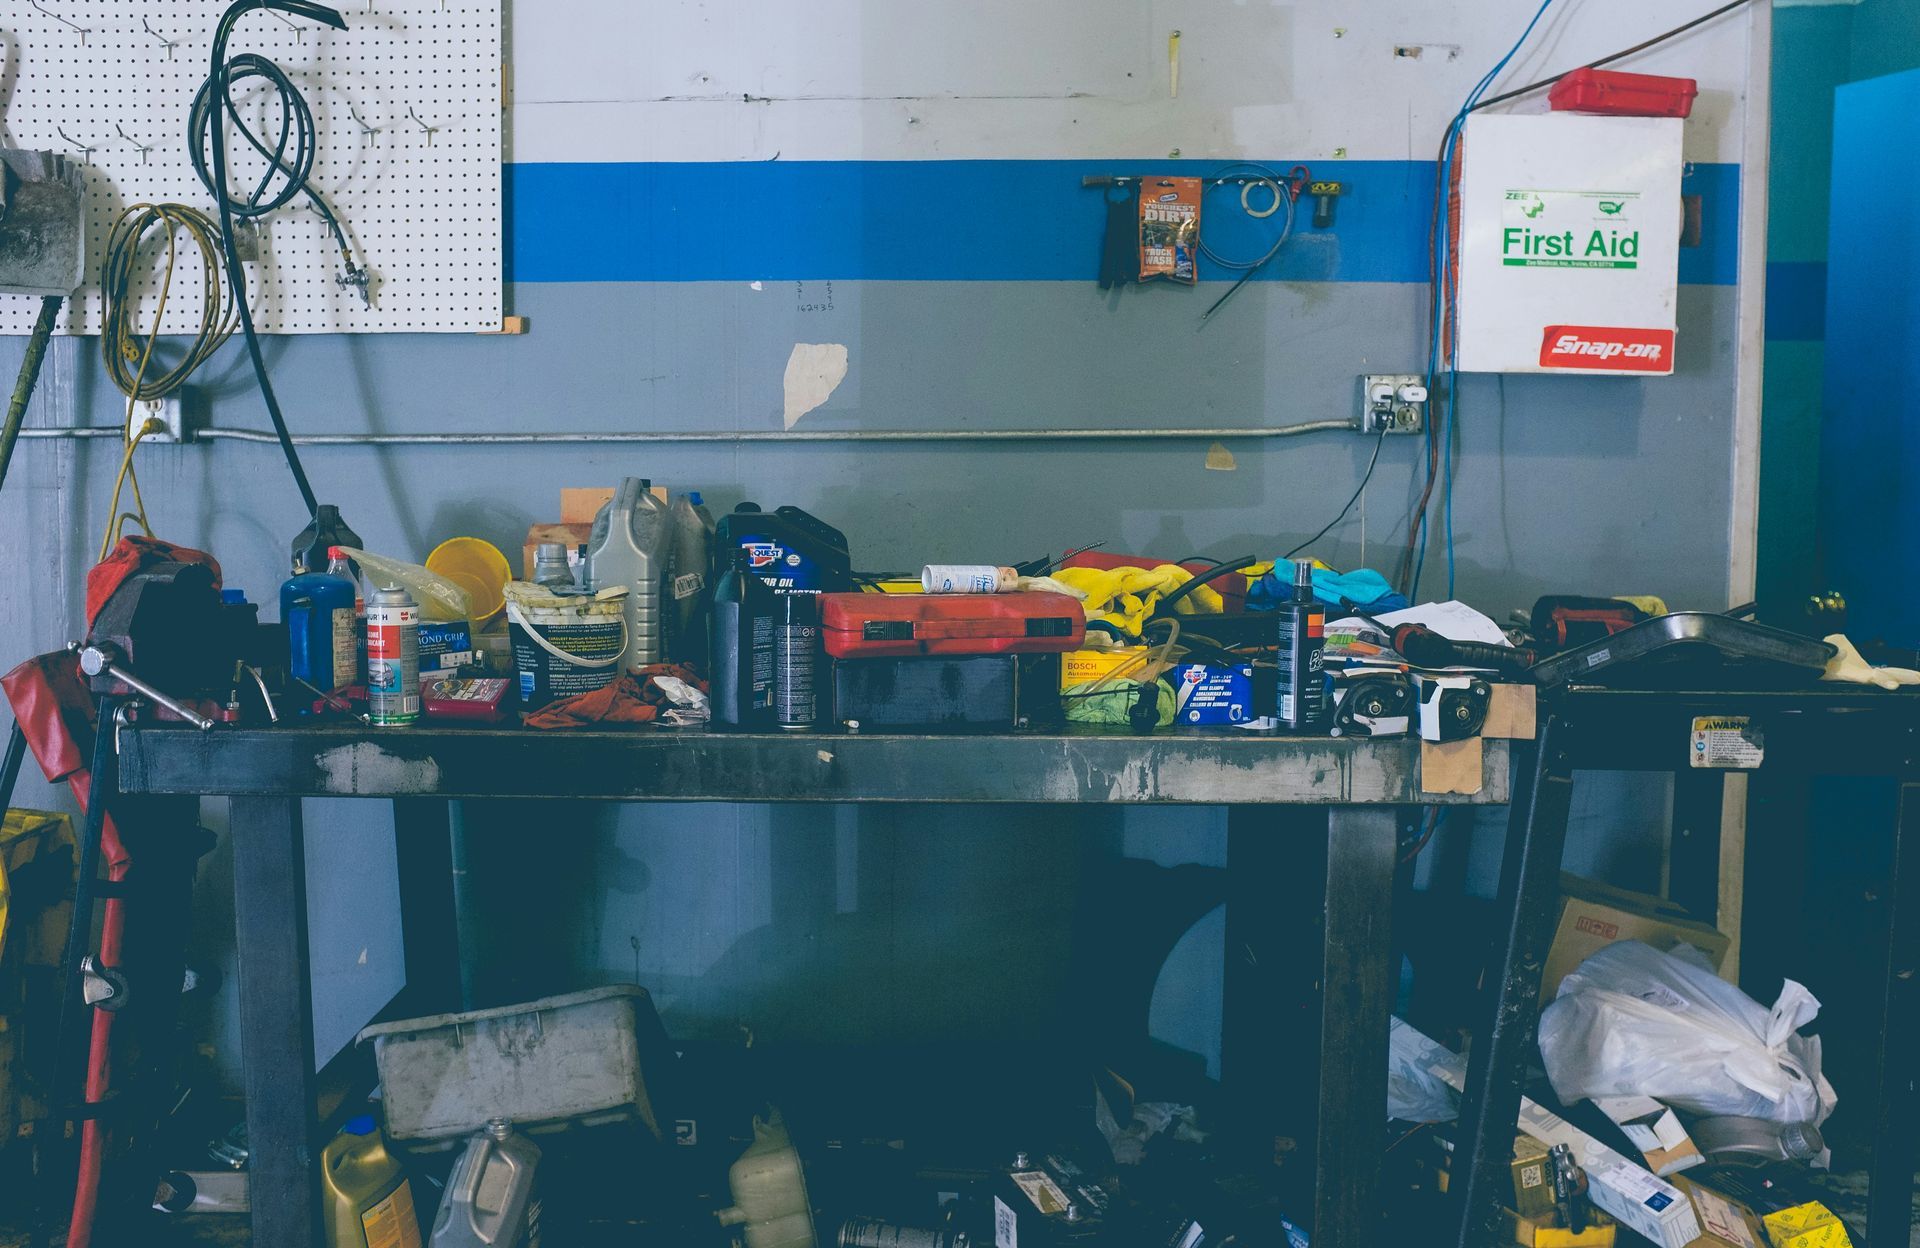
1197;162;1298;322
96;203;238;558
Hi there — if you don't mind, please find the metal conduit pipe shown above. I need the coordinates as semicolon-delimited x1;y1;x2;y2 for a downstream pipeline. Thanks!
21;419;1356;445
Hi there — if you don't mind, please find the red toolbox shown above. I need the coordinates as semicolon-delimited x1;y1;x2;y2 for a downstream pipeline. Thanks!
1548;68;1698;118
821;592;1085;658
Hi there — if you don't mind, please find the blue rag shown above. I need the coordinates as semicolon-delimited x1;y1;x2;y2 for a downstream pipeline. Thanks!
1248;566;1408;613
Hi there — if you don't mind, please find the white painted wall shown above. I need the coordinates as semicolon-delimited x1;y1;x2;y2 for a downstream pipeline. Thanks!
510;0;1755;162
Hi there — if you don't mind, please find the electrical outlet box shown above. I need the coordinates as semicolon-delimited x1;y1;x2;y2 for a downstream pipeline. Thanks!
1360;375;1427;434
128;395;184;444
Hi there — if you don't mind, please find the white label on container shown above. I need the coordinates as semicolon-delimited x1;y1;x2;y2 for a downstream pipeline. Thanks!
994;1196;1018;1248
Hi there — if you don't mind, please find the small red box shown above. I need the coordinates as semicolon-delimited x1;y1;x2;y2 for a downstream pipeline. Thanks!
821;592;1085;659
1548;68;1697;118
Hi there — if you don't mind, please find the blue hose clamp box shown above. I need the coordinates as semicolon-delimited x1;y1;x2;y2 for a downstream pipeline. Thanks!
1174;663;1255;725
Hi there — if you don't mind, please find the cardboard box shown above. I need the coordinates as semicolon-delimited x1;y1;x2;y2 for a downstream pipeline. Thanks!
560;486;616;525
1503;1208;1617;1247
1172;663;1257;725
1510;1134;1555;1217
1543;873;1729;999
1060;647;1148;691
1390;1018;1702;1248
1675;1168;1853;1248
1588;1095;1703;1177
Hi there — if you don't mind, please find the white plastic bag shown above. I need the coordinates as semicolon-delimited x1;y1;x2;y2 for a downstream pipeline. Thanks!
1538;940;1835;1127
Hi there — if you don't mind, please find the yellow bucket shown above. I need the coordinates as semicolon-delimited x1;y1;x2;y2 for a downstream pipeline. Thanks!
425;537;512;627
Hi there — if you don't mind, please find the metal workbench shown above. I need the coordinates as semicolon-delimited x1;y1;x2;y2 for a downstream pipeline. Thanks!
115;723;1512;1248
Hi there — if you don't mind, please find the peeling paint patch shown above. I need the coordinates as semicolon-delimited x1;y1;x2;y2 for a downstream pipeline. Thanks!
749;280;764;291
313;744;443;794
782;342;849;428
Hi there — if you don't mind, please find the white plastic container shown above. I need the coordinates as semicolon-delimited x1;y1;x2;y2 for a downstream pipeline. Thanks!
431;1119;542;1248
585;477;669;670
358;986;673;1151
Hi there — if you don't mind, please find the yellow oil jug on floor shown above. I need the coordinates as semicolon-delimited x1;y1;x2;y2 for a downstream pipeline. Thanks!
323;1115;423;1248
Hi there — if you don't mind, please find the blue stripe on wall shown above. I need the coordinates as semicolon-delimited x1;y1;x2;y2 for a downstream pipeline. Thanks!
1764;260;1828;341
506;159;1740;286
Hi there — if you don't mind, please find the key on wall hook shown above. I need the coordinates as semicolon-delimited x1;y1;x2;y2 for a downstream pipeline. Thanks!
406;105;439;146
29;0;90;43
55;125;97;165
142;17;180;59
115;123;154;165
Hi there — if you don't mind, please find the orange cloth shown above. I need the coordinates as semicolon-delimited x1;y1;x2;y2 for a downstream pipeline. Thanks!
523;664;706;730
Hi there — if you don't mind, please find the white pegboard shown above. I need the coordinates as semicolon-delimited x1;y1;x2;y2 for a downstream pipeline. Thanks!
0;0;501;334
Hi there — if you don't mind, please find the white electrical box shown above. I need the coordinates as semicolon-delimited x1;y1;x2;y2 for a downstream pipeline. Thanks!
1454;114;1684;375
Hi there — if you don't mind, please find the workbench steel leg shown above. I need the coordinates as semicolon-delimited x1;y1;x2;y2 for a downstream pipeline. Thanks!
1866;779;1920;1247
230;795;320;1248
392;798;460;1016
1314;806;1398;1248
1453;722;1575;1248
1668;769;1724;924
1224;806;1328;1166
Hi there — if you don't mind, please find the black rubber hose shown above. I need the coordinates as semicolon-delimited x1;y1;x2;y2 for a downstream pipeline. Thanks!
198;0;347;520
0;294;62;501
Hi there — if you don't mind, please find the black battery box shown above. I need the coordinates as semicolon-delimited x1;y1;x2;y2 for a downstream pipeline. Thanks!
831;655;1021;731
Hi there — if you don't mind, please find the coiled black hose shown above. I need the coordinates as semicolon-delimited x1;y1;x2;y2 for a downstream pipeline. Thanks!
191;0;349;519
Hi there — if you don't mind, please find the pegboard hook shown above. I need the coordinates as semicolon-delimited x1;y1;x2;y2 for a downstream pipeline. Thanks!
54;126;97;165
142;17;180;60
406;105;439;147
348;106;383;141
115;123;154;166
268;7;308;42
29;0;90;44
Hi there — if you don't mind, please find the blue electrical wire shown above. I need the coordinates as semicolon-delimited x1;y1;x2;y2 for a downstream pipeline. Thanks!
1412;0;1558;603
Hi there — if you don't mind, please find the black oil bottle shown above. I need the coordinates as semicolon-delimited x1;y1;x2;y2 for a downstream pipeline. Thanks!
711;548;776;728
1275;558;1329;733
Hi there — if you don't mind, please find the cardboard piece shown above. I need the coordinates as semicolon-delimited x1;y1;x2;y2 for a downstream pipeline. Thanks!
1502;1208;1617;1248
1422;736;1484;795
1510;1134;1555;1217
1391;1018;1702;1248
1483;683;1539;739
1588;1095;1703;1177
1543;873;1729;999
560;487;616;525
1675;1167;1853;1248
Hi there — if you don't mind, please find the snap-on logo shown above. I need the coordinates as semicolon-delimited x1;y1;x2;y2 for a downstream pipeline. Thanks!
1539;325;1674;373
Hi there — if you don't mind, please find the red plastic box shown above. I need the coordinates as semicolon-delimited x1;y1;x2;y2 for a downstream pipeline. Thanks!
1548;68;1697;118
821;592;1085;658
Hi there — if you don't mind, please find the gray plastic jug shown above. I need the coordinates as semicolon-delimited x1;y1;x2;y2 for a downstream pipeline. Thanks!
586;477;669;670
430;1119;541;1248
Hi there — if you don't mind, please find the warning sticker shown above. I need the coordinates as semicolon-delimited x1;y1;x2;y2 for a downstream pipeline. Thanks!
1011;1169;1072;1215
1690;716;1764;770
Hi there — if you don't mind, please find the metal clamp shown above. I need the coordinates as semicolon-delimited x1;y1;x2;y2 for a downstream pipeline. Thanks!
71;641;216;731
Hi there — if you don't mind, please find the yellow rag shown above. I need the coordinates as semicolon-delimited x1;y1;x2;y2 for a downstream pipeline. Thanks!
1051;564;1224;637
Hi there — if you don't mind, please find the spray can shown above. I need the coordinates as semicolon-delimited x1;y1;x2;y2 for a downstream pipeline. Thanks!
1275;558;1328;733
711;549;776;728
366;585;421;726
773;593;820;730
921;565;1017;594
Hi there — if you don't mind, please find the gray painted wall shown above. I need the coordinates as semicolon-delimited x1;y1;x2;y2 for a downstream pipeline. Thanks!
0;277;1737;1081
